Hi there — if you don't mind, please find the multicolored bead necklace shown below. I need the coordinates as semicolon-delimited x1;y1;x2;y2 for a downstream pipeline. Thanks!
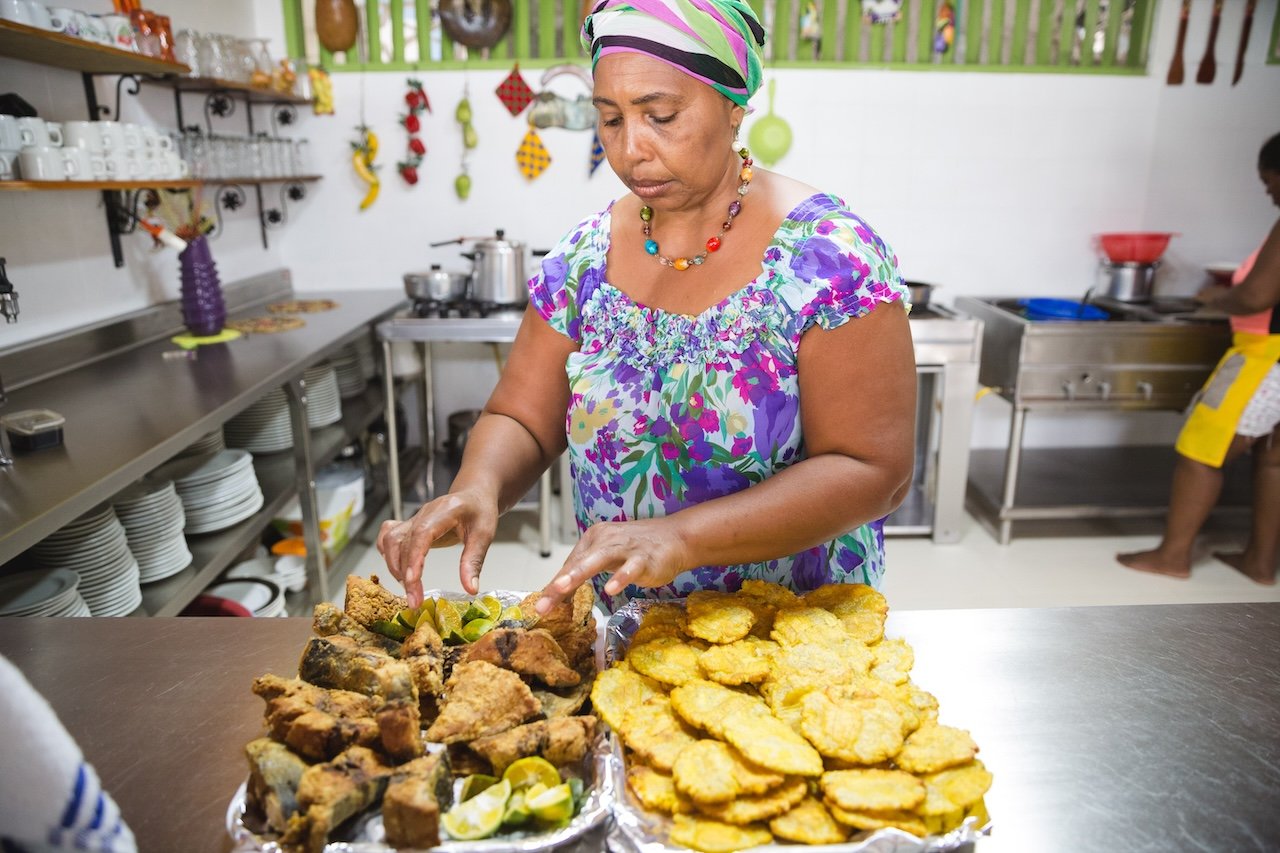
642;147;753;272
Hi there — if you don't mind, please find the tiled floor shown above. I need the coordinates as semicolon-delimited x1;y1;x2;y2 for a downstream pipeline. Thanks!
335;505;1280;610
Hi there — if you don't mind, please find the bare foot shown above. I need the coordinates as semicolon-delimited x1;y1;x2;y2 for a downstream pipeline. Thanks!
1116;549;1191;579
1213;551;1278;586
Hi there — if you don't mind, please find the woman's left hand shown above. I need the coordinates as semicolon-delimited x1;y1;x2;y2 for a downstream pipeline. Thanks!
534;518;690;615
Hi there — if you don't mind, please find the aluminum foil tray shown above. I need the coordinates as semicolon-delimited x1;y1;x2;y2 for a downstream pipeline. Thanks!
603;598;992;853
226;589;616;852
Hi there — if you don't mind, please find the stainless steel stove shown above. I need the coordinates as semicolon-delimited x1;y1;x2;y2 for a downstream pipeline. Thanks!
955;295;1233;543
409;298;525;321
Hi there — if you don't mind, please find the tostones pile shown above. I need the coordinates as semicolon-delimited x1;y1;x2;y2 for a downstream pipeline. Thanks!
594;582;990;852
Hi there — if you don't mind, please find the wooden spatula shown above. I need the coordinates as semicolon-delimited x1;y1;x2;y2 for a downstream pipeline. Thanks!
1166;0;1191;85
1232;0;1257;85
1196;0;1224;84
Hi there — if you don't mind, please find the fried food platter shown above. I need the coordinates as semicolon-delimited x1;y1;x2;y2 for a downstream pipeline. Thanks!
600;587;993;853
226;585;615;853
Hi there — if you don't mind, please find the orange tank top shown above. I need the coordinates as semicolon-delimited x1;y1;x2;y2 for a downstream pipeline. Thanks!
1230;247;1273;335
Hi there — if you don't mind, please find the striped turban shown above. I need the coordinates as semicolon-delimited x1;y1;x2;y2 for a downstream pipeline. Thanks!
581;0;767;107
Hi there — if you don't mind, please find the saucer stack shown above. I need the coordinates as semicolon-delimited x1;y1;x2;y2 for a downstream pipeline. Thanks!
225;388;293;453
176;427;226;458
227;555;305;595
303;363;343;427
159;449;265;534
0;568;92;617
204;576;286;617
112;478;192;583
31;505;143;616
331;342;368;398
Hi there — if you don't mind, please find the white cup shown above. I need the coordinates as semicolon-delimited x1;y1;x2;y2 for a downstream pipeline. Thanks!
96;121;129;153
80;13;109;45
103;151;140;180
118;122;143;157
0;0;33;25
19;146;69;181
161;151;189;179
0;116;22;151
23;0;52;29
17;118;62;149
62;121;103;152
138;126;174;153
46;5;79;35
60;146;100;181
100;13;133;50
0;150;19;181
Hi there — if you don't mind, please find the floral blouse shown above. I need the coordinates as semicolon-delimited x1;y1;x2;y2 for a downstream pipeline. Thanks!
529;193;908;613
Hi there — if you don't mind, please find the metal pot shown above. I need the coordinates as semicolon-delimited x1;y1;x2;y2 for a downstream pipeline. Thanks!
403;265;470;302
905;280;936;308
1100;261;1158;303
465;229;529;307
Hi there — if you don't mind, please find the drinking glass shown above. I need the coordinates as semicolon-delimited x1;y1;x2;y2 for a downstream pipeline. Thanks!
173;29;199;76
195;32;225;80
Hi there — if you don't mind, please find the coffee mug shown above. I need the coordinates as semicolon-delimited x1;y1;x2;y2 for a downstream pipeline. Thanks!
62;121;103;152
0;150;19;181
100;13;134;50
0;0;33;25
80;13;110;45
161;151;189;179
103;152;140;180
46;5;79;35
96;121;136;153
17;118;62;149
23;0;52;29
19;146;69;181
138;126;174;153
59;146;99;181
0;116;22;152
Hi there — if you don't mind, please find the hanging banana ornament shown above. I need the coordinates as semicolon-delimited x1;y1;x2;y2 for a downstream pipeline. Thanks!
351;124;379;211
455;90;475;200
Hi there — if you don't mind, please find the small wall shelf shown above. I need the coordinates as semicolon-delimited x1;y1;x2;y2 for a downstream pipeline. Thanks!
0;179;202;192
0;18;189;74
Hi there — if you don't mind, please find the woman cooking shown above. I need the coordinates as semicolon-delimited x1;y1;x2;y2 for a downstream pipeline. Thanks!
378;0;917;614
1118;132;1280;585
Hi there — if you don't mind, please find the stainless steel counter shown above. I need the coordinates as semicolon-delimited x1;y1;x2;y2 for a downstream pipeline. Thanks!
2;602;1275;852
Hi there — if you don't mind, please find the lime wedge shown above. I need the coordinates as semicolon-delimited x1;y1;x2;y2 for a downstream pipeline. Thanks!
481;594;504;620
416;598;436;629
502;790;531;827
395;607;420;630
524;782;549;801
461;618;495;643
502;756;561;792
435;600;464;644
499;605;524;624
370;619;411;641
458;773;498;802
527;781;574;826
442;778;510;840
461;600;489;623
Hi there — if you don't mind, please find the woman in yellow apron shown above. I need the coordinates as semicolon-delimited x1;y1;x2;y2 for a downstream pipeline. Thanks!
1118;133;1280;585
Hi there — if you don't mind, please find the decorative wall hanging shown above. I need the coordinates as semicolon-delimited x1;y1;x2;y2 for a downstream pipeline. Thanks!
315;0;358;52
515;124;551;181
529;65;596;131
589;131;606;176
351;125;379;210
455;90;475;200
495;63;536;117
862;0;903;24
398;78;431;186
438;0;512;49
934;2;956;56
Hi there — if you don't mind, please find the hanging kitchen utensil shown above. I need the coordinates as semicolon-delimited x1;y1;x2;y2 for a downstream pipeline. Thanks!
516;123;551;181
1166;0;1191;85
1195;0;1224;84
495;62;536;117
315;0;358;52
438;0;512;49
934;1;956;55
1232;0;1257;85
747;78;792;167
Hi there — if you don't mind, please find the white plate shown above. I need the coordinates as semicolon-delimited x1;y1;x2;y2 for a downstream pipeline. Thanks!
205;577;280;615
0;568;80;616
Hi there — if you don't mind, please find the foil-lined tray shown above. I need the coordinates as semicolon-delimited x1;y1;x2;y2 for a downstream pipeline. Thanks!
226;589;616;852
602;598;992;853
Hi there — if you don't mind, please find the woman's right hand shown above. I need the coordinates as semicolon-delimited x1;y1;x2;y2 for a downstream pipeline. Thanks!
375;490;498;606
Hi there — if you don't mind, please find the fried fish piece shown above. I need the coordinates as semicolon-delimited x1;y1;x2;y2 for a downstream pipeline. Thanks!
424;661;541;744
590;665;666;734
457;627;581;687
697;637;777;685
799;691;906;765
283;745;396;853
722;708;825;777
298;635;416;702
252;674;381;762
382;750;452;850
739;579;800;609
868;638;915;686
918;760;993;815
531;667;595;720
802;583;889;644
668;815;773;853
669;679;771;737
628;634;706;686
767;796;849;845
312;602;403;654
821;768;926;813
896;724;979;774
672;740;785;804
520;584;597;668
244;738;310;834
695;777;807;825
343;574;406;630
469;715;597;776
826;805;928;837
685;590;758;644
627;764;694;815
624;695;700;772
401;617;446;720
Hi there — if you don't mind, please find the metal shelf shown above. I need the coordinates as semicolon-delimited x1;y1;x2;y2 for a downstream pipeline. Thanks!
157;76;312;105
0;18;189;74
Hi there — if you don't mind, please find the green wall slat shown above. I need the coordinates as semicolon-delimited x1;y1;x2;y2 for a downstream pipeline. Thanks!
772;0;792;62
1057;0;1076;66
413;0;430;63
319;45;334;70
965;0;984;64
282;0;305;58
869;18;885;63
1080;0;1100;66
1127;0;1157;68
540;0;558;59
918;0;937;64
988;0;1006;64
514;0;531;57
365;0;381;65
1100;0;1122;67
390;0;405;62
1010;0;1031;65
891;2;909;61
845;0;860;63
821;0;840;61
1036;0;1057;64
565;0;581;59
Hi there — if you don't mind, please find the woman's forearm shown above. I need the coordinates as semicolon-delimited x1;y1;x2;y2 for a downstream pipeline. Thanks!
662;453;911;569
450;413;557;513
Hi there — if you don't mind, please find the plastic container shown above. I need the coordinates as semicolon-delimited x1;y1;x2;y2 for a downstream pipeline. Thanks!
1097;233;1177;264
1;408;66;451
1019;298;1110;322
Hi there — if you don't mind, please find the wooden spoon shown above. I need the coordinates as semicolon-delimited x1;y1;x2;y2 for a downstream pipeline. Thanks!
1232;0;1257;85
1166;0;1191;85
1195;0;1224;84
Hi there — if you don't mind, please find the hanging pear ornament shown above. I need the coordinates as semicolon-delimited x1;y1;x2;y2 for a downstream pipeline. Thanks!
747;79;792;167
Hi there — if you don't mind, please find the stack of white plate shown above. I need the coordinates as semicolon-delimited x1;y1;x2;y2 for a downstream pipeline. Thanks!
112;478;192;583
31;505;142;616
331;342;368;399
225;388;293;454
0;567;92;617
176;427;226;458
153;449;265;534
304;363;343;428
227;555;306;594
204;576;286;617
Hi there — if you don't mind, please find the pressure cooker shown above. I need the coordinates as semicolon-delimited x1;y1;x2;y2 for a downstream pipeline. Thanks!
464;230;531;307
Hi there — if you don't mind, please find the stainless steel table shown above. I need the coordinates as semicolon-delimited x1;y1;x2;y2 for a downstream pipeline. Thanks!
1;602;1276;852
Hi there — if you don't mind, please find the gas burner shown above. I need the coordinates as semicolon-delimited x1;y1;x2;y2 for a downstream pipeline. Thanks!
409;299;526;320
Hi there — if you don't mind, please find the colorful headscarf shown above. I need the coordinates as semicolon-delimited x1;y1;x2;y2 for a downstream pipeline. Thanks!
581;0;767;107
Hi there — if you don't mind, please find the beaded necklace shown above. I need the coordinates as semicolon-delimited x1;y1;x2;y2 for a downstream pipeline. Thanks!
641;147;753;272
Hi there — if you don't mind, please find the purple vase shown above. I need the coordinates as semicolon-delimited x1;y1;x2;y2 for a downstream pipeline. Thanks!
179;236;225;337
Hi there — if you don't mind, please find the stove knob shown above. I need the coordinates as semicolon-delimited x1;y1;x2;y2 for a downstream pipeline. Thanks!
1062;380;1076;400
1137;381;1153;401
1097;380;1112;401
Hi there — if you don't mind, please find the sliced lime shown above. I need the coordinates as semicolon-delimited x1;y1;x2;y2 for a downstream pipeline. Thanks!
458;773;498;802
502;790;531;827
462;618;496;643
502;756;561;792
460;600;489;623
370;619;411;641
527;781;574;826
442;778;510;840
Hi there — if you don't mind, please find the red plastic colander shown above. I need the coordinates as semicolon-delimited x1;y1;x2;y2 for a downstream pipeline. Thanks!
1096;233;1178;264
